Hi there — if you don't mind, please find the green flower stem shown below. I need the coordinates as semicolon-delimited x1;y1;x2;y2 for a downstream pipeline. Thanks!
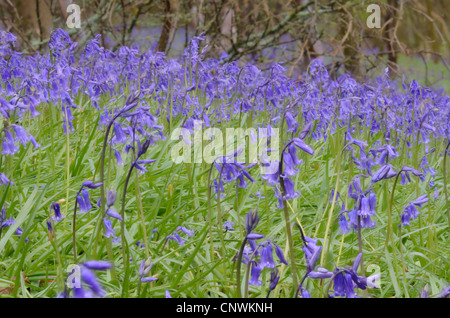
320;144;346;268
356;215;365;276
92;119;115;258
235;236;248;298
443;141;450;237
64;104;71;230
72;195;79;263
120;162;134;297
48;207;64;293
135;171;150;259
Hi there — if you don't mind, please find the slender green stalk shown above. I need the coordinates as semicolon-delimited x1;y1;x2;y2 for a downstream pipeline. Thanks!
443;141;450;237
120;164;134;297
235;236;248;298
92;120;115;258
64;104;71;229
206;162;215;265
48;206;64;293
135;172;150;259
72;196;79;263
384;171;402;250
320;144;345;267
398;226;409;297
356;215;365;276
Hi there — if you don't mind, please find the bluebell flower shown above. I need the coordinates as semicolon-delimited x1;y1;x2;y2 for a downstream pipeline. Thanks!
15;227;23;235
333;271;346;297
83;261;111;271
106;190;117;207
134;159;157;173
113;122;128;143
224;221;234;231
52;202;64;222
79;188;92;213
292;138;314;155
177;226;194;237
338;211;350;235
139;258;157;283
274;243;288;265
249;261;262;286
260;242;275;269
0;206;6;224
241;246;253;264
81;267;104;297
114;149;124;165
245;209;260;234
401;195;429;226
371;164;397;184
247;233;265;240
300;287;311;298
46;220;53;234
302;236;322;272
103;218;115;237
247;238;259;256
282;177;299;200
73;285;93;298
308;267;333;279
268;268;280;293
0;173;12;186
82;181;103;189
77;193;89;213
420;285;430;298
141;277;158;283
438;286;450;298
106;208;123;221
285;111;298;133
287;143;303;165
1;217;15;228
172;232;185;246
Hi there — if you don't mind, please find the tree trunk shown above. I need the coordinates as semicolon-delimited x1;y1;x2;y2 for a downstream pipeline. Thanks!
383;0;399;74
16;0;53;45
157;0;179;54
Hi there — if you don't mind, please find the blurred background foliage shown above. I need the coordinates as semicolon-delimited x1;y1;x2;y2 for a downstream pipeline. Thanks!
0;0;448;88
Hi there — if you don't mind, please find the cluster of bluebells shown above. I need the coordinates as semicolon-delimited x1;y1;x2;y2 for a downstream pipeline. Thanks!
339;163;426;233
246;240;288;288
296;233;380;298
212;148;255;199
76;181;103;213
239;210;287;291
261;123;314;209
0;27;448;299
339;177;378;231
400;195;428;226
0;206;26;240
138;258;157;283
0;29;448;219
